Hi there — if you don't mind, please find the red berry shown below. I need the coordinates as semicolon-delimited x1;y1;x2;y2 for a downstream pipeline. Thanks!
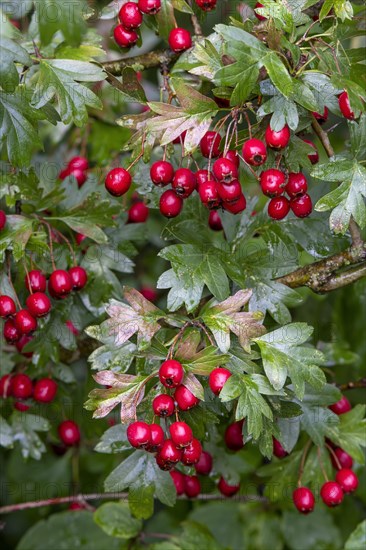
331;447;353;470
184;475;201;498
15;335;33;357
218;476;240;497
260;169;286;197
302;139;319;164
12;374;33;399
213;158;238;183
265;124;290;149
268;196;290;220
128;202;149;223
320;481;344;507
75;233;87;246
127;421;151;448
105;168;132;196
169;421;193;448
0;295;16;318
286;172;308;197
174;384;199;411
159;359;184;388
25;270;47;293
14;401;30;412
14;309;37;335
68;266;88;291
114;24;139;48
273;438;288;458
68;168;87;187
170;470;185;495
148;423;165;452
159;190;183;218
208;210;223;231
0;374;13;398
138;0;161;14
200;131;221;158
335;469;359;493
223;194;246;214
33;378;58;403
198;180;220;209
58;420;81;446
49;270;73;296
172;130;187;144
140;287;158;302
338;91;355;120
4;319;21;343
224;150;240;168
290;194;312;218
293;487;315;514
194;450;213;475
242;138;267;166
168;28;192;52
0;210;6;230
181;438;202;465
119;2;143;28
329;395;352;415
150;160;174;186
194;0;217;11
217;180;242;204
68;156;89;171
26;292;51;318
209;368;232;395
152;394;175;417
158;439;182;464
172;168;196;198
69;502;86;511
196;170;214;188
254;2;266;20
225;420;244;451
156;453;174;471
312;106;329;123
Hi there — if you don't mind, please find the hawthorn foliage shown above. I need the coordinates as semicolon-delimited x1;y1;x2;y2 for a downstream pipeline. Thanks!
0;0;366;549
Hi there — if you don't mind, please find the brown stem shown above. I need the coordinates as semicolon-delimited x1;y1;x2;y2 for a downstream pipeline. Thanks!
167;321;190;359
338;378;366;391
325;443;342;470
298;439;312;487
101;50;179;76
191;13;203;37
311;117;334;157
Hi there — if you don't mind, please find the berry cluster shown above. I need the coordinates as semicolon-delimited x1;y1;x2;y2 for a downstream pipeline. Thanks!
0;373;57;411
114;0;161;49
59;156;89;188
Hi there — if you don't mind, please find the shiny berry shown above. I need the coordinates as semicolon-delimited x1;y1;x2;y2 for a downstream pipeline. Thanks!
119;2;143;28
184;475;201;497
224;150;240;168
58;420;81;446
194;450;213;475
138;0;161;14
218;476;240;497
242;138;267;166
293;487;315;514
209;368;232;395
254;2;266;20
172;130;187;144
105;168;132;196
286;173;308;197
69;168;87;187
170;470;185;495
225;420;244;451
0;295;16;317
128;202;149;223
302;139;319;164
0;374;13;398
26;292;51;318
75;233;86;246
172;168;196;198
158;439;182;464
198;180;220;209
169;421;193;448
268;196;290;220
174;384;199;411
338;91;355;120
152;394;175;417
265;124;290;149
14;309;37;335
312;106;329;123
14;401;30;412
68;156;89;171
290;194;312;218
196;169;213;187
140;287;158;302
25;270;47;293
329;395;352;415
0;210;6;230
4;319;21;343
200;131;221;158
273;438;288;458
208;210;223;231
335;469;358;493
168;28;192;52
181;438;202;465
194;0;217;11
148;423;165;452
260;169;286;197
150;160;174;186
331;447;353;470
159;359;184;388
320;481;344;507
213;158;238;183
127;421;151;448
223;194;246;214
12;374;33;399
114;24;139;48
217;180;242;204
49;270;73;296
33;378;58;403
159;190;183;218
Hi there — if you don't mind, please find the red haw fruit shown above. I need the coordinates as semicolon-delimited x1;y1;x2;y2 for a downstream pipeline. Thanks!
208;210;223;231
12;374;33;400
4;319;21;343
150;160;174;186
0;295;16;318
293;487;315;514
225;420;244;451
69;266;88;291
184;475;201;497
159;190;183;218
105;168;132;196
302;139;319;164
196;169;213;187
0;210;6;230
320;481;344;507
169;421;193;448
254;2;266;20
174;384;199;411
260;169;286;197
194;0;217;11
68;156;89;171
195;450;213;475
25;270;47;293
148;423;165;452
209;367;232;395
119;2;143;29
158;439;182;465
290;194;313;218
217;180;242;204
181;438;202;465
138;0;161;14
329;395;352;415
199;180;220;209
14;309;37;334
170;470;185;495
268;196;290;220
213;158;238;183
26;292;51;317
127;421;151;449
58;420;81;446
152;394;175;417
168;28;192;52
224;150;240;168
286;173;308;197
33;378;58;403
335;469;359;493
128;202;149;223
200;131;221;158
223;194;246;214
49;270;73;297
218;476;240;497
338;91;355;120
330;447;353;470
272;438;288;458
159;359;184;388
172;168;196;198
114;25;139;48
242;138;267;166
265;124;290;149
312;106;329;123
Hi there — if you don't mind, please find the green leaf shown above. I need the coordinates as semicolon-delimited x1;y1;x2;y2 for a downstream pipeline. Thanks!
263;52;293;99
128;484;155;519
257;451;303;502
93;502;142;539
32;60;105;127
0;37;32;92
11;413;50;460
349;114;366;161
282;508;342;550
107;69;147;104
326;405;366;463
0;215;34;261
155;0;175;40
34;0;87;46
345;521;366;550
94;424;130;454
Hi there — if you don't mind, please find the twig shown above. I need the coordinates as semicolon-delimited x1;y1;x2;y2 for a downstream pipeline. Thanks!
338;378;366;391
297;439;312;487
101;50;179;76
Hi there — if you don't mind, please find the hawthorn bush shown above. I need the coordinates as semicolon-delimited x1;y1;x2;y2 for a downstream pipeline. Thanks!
0;0;366;548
